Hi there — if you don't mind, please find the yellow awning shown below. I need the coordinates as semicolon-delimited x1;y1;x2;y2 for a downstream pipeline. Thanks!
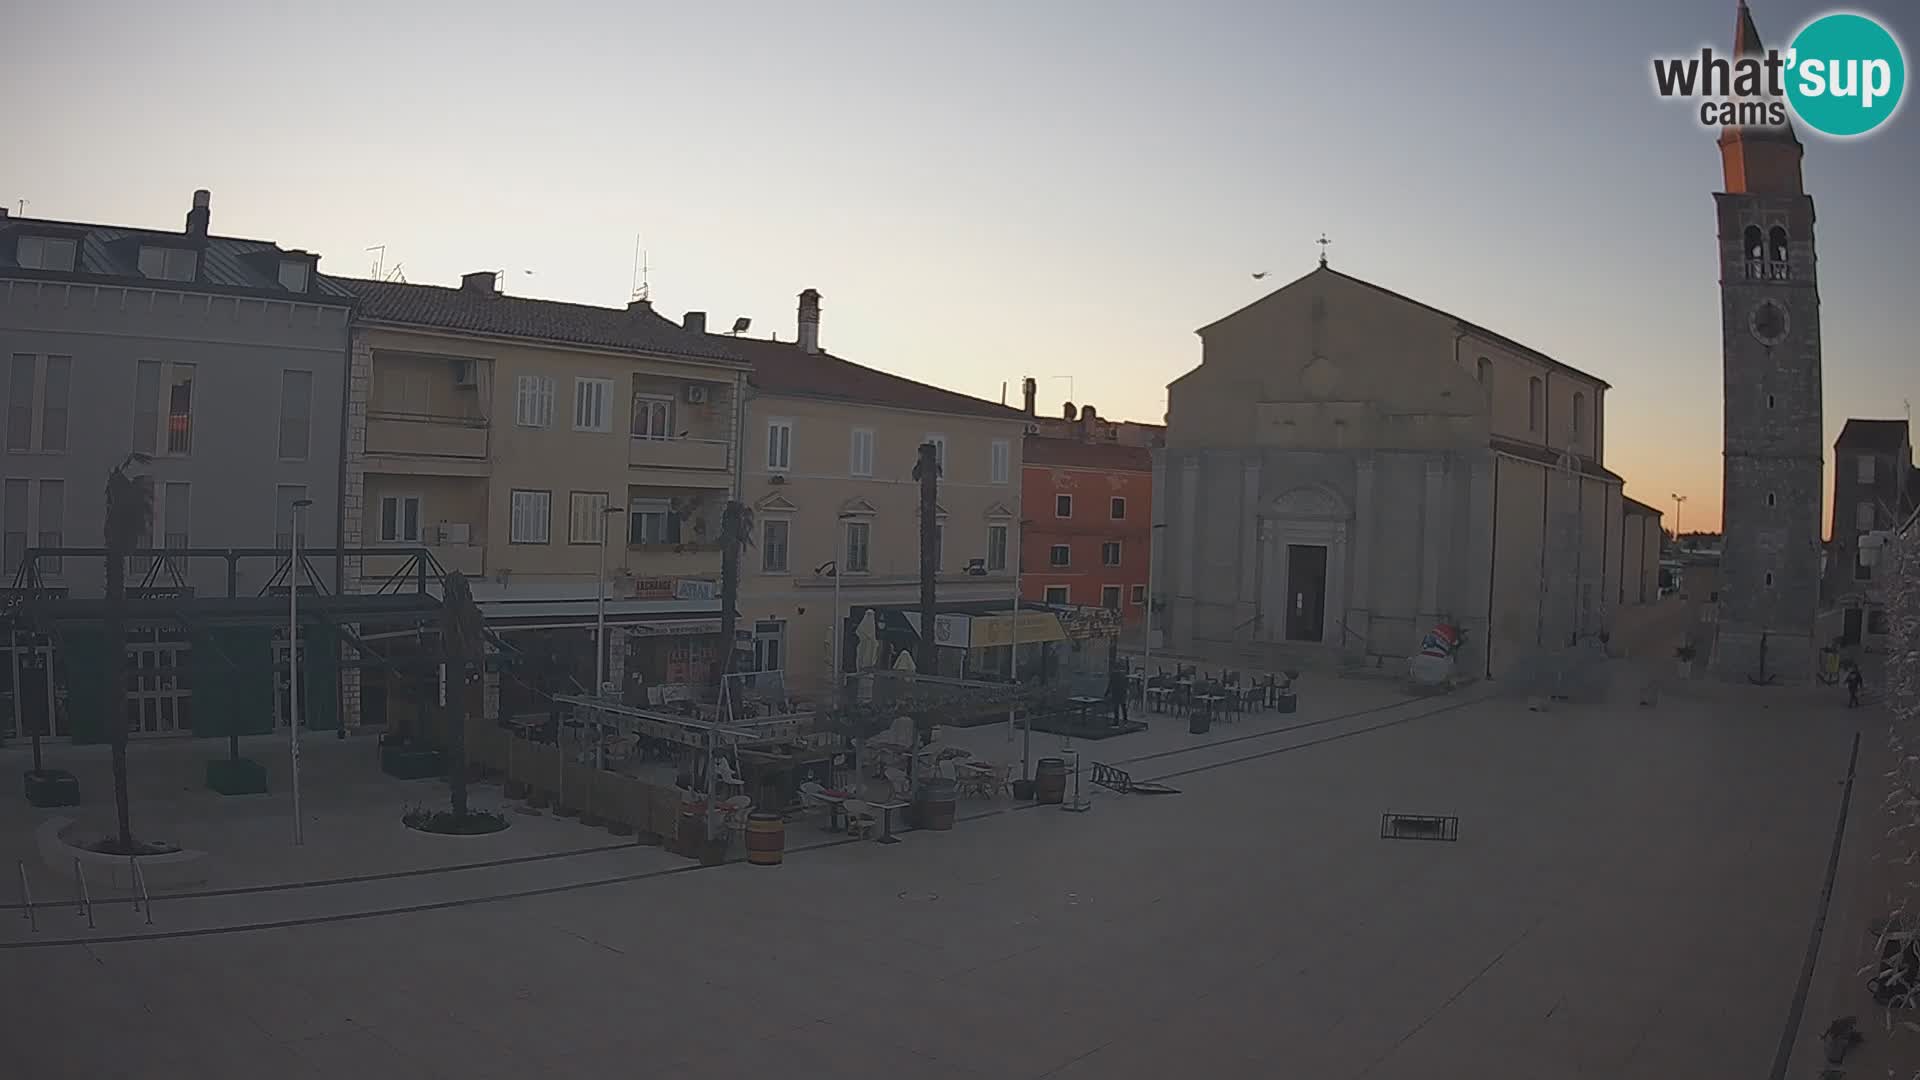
968;611;1068;648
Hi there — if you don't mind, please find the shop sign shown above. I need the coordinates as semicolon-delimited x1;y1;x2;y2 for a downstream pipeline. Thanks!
969;611;1068;648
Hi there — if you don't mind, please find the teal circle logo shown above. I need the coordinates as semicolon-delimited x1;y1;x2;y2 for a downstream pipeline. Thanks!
1786;12;1906;137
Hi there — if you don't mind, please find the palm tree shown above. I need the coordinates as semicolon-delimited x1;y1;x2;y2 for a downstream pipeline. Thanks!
715;501;754;693
439;572;485;819
103;452;153;853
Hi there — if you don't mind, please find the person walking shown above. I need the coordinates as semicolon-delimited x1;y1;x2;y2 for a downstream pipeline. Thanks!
1106;662;1129;727
1846;663;1864;709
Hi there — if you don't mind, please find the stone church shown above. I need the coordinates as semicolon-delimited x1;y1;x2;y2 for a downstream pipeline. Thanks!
1708;1;1824;683
1154;259;1628;680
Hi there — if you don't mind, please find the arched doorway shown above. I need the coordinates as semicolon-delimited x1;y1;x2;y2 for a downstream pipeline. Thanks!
1260;486;1351;645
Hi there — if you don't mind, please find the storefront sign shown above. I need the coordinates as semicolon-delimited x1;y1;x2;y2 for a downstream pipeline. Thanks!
932;613;971;648
629;576;680;601
969;611;1068;648
674;578;719;602
1056;606;1122;640
626;618;723;637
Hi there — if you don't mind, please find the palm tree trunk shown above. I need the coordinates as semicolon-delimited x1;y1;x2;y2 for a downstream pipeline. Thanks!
447;658;468;818
105;545;133;851
717;501;742;692
916;442;939;675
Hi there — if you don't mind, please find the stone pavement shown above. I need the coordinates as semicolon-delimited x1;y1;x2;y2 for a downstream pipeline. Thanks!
1;681;1862;1079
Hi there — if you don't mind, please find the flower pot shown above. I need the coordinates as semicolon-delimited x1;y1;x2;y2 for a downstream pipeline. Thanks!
1010;779;1036;801
23;768;81;808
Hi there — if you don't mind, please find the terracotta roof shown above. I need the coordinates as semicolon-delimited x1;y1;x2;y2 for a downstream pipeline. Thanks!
1199;266;1610;390
1835;418;1909;452
1622;495;1664;518
1022;436;1153;472
1490;435;1623;483
334;278;746;364
1;218;351;302
720;334;1025;421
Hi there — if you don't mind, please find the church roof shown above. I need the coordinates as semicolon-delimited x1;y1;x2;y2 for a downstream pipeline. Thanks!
1200;265;1610;390
1490;435;1623;484
1835;419;1909;453
1622;495;1664;518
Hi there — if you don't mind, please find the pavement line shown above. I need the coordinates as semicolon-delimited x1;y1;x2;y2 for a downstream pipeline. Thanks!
1766;729;1861;1080
1109;693;1446;768
1141;695;1486;784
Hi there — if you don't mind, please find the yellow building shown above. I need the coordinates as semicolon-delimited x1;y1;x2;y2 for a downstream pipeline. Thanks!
720;290;1032;691
337;273;749;728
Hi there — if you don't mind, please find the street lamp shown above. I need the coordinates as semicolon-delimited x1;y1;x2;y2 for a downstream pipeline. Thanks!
593;504;622;769
1143;521;1168;676
1671;493;1687;544
828;511;859;693
288;497;313;847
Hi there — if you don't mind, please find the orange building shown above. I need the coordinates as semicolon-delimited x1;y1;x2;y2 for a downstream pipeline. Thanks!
1021;435;1154;622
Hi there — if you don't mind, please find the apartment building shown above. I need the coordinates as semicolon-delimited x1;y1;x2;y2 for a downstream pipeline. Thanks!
336;274;749;728
722;290;1030;689
1;191;351;739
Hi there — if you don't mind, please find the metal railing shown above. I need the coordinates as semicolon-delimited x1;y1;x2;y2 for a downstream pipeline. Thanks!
72;857;93;929
17;861;34;933
129;856;153;926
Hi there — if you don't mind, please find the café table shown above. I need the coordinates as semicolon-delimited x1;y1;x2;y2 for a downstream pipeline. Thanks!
872;800;909;844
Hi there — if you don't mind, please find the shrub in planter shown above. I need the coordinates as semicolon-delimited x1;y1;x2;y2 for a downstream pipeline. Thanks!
23;768;82;808
402;804;510;835
205;757;270;796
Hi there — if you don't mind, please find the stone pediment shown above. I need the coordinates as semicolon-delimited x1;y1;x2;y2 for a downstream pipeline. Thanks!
1270;485;1347;520
982;501;1014;520
841;497;879;517
755;493;800;514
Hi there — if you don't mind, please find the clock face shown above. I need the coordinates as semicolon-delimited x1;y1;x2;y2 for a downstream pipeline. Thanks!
1749;300;1790;346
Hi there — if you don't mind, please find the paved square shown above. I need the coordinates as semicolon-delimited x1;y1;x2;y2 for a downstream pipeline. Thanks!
2;684;1858;1079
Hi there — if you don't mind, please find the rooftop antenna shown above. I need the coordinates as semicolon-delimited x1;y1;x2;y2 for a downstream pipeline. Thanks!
630;235;651;303
14;199;26;216
386;263;406;283
365;245;386;279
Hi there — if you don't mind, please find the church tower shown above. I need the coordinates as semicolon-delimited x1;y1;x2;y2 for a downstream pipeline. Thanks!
1710;2;1824;682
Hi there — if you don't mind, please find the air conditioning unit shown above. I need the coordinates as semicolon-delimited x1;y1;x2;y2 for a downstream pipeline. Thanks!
437;522;471;545
684;384;709;405
452;359;480;388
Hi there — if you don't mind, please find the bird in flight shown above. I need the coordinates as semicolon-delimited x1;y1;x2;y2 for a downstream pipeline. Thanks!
1251;272;1269;280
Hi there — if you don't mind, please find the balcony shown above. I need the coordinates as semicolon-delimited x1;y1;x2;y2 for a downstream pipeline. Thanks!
366;412;489;475
621;543;722;581
627;435;731;486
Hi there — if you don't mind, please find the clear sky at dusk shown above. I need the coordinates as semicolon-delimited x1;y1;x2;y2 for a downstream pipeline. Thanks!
7;0;1916;534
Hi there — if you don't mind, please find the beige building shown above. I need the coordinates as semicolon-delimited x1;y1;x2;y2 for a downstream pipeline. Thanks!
1619;497;1665;608
336;273;749;727
1157;262;1650;680
720;290;1030;691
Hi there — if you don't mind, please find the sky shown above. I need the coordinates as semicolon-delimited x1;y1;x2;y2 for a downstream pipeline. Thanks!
7;0;1917;535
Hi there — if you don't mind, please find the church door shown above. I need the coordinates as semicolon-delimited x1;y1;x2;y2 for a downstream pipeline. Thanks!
1285;545;1328;642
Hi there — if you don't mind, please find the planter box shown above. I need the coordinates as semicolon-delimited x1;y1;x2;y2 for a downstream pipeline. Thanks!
381;746;446;781
24;769;81;808
205;758;269;796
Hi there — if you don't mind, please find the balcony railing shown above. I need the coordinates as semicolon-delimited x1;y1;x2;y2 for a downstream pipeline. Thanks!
1744;259;1791;282
366;412;489;460
628;435;730;472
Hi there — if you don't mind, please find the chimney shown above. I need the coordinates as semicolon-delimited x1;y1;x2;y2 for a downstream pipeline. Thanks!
185;189;210;237
460;271;499;294
683;311;706;334
797;289;821;353
1021;377;1037;416
627;298;652;313
1062;401;1076;421
0;206;8;221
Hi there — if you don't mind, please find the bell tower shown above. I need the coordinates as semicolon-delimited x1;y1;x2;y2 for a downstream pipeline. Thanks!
1710;2;1824;682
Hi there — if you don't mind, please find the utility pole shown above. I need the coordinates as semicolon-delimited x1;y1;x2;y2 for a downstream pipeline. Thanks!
1671;493;1687;547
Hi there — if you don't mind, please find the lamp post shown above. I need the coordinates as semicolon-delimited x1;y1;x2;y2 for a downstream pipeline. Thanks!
1670;493;1686;546
827;511;860;694
1144;520;1167;676
593;504;622;769
289;497;313;847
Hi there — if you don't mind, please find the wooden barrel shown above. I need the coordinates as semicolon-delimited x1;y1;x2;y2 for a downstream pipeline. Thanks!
1034;758;1067;805
916;778;958;831
746;812;785;866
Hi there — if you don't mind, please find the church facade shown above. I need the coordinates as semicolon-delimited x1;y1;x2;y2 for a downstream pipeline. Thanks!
1154;263;1625;680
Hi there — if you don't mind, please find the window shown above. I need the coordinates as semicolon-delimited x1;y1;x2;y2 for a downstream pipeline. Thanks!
164;363;195;454
1859;456;1876;484
5;354;32;451
1857;550;1873;581
924;434;947;473
1764;572;1774;588
767;419;793;471
990;439;1010;484
1131;584;1146;605
1110;497;1126;520
379;495;422;543
850;428;875;477
278;370;313;460
627;498;675;545
1765;492;1775;508
1049;544;1071;567
509;490;551;544
1;479;25;573
1475;356;1491;385
1056;494;1072;518
133;360;161;454
16;236;76;272
1101;585;1122;610
1528;377;1542;433
1857;502;1876;532
986;524;1008;572
573;377;613;432
761;518;790;572
1572;391;1585;435
161;482;189;549
1870;609;1890;636
631;394;673;439
1044;585;1070;604
40;355;68;452
35;479;62;575
844;521;871;573
137;246;197;281
568;492;610;544
273;485;306;550
1102;541;1122;566
752;620;785;674
1767;393;1775;410
514;375;555;428
278;260;309;293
